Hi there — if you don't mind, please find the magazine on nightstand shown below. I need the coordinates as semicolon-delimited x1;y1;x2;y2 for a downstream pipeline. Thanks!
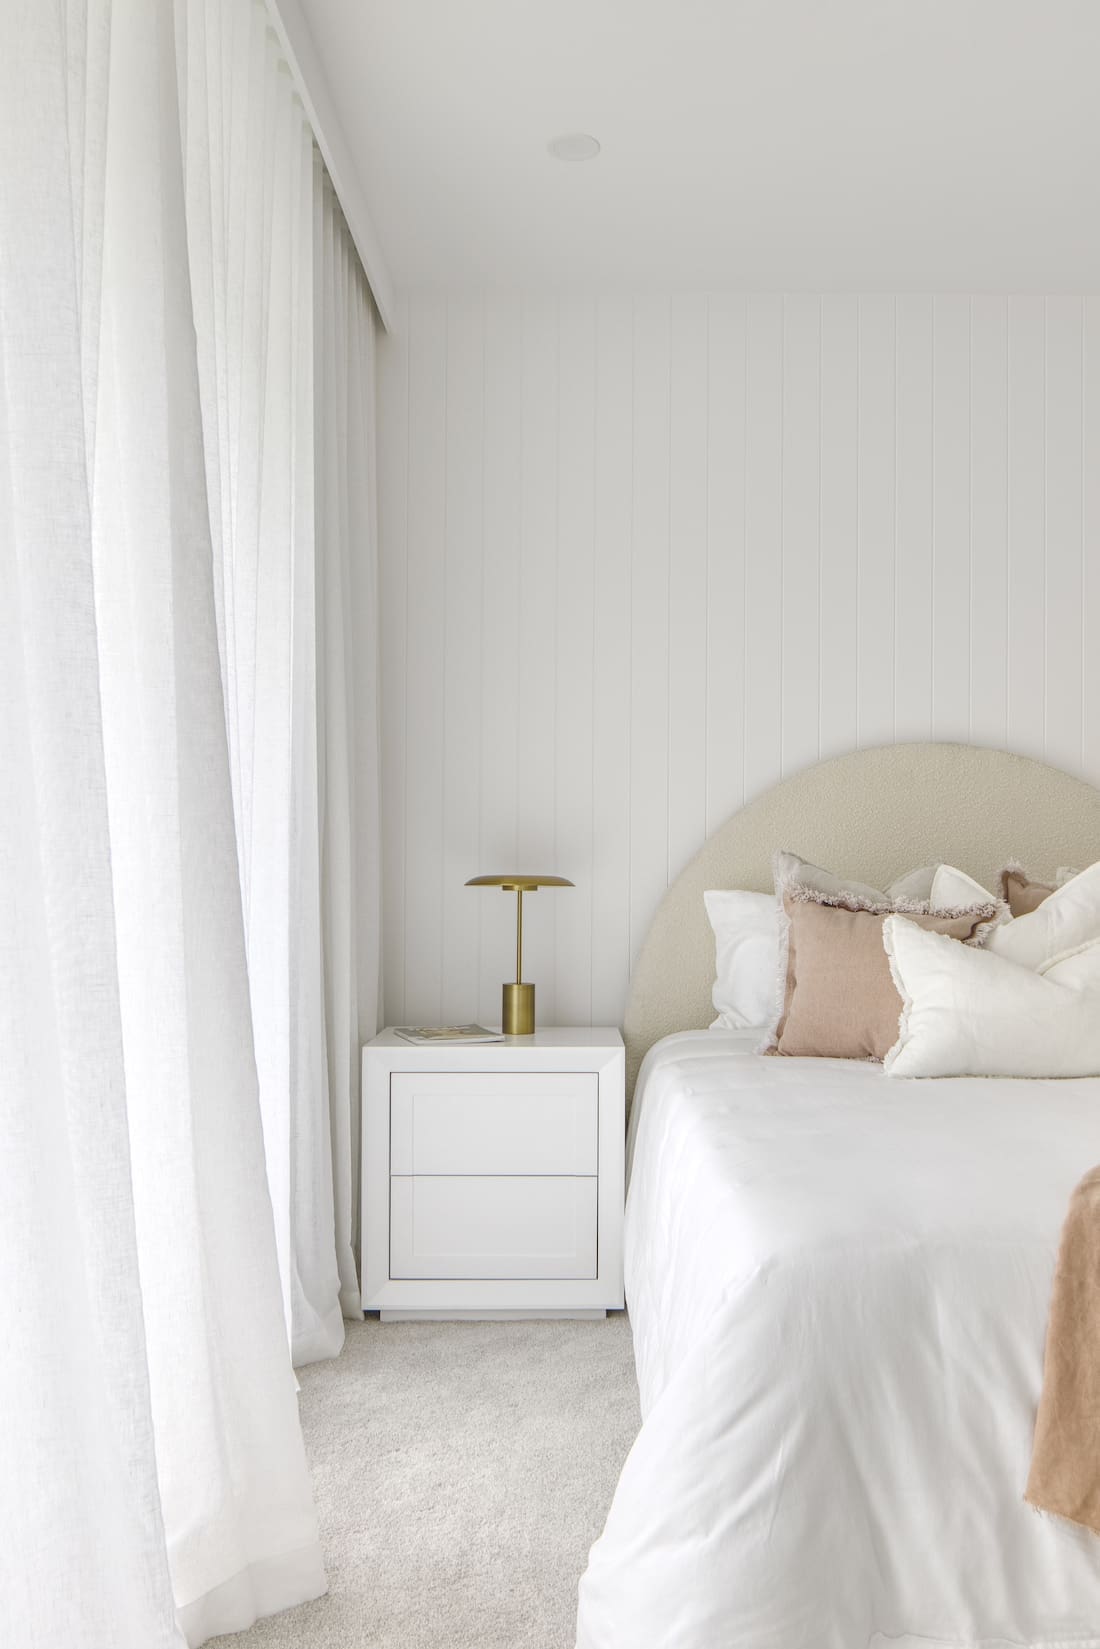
394;1024;505;1045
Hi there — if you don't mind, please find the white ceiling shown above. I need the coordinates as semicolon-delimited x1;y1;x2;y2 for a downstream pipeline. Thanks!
300;0;1100;291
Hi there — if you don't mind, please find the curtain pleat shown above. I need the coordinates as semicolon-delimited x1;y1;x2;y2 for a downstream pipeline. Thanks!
315;173;383;1321
179;0;378;1364
1;5;185;1642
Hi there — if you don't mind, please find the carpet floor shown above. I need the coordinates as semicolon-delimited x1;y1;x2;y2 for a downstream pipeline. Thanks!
228;1312;640;1649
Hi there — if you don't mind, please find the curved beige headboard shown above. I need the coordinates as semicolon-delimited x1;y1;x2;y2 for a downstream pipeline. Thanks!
624;742;1100;1103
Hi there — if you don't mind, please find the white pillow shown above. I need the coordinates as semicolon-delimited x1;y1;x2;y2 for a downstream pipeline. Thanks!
886;863;940;902
704;890;780;1030
987;860;1100;969
883;914;1100;1079
929;863;1004;912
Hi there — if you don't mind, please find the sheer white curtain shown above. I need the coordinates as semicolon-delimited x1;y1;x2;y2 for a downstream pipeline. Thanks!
316;169;384;1332
178;0;380;1365
1;0;333;1643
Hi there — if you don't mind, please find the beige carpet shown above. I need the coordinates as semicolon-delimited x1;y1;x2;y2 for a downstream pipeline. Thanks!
227;1313;639;1649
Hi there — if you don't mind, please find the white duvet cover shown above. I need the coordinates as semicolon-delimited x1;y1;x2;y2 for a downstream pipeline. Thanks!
576;1031;1100;1649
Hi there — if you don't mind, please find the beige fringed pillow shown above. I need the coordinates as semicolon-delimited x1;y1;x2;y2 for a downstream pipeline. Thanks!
771;891;1002;1062
771;849;939;906
1000;862;1080;917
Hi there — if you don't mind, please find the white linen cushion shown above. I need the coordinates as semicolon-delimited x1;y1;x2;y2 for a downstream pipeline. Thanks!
986;860;1100;969
885;863;940;901
704;890;779;1030
929;862;1004;911
883;914;1100;1078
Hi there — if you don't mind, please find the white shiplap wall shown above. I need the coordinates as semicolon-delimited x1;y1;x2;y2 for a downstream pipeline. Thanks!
378;293;1100;1029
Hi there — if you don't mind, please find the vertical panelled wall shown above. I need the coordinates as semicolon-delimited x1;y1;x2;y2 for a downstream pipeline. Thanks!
378;294;1100;1029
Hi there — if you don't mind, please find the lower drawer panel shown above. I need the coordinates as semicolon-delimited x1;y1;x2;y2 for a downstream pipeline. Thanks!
390;1175;597;1280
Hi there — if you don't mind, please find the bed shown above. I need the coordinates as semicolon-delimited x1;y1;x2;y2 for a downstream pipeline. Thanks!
575;742;1100;1649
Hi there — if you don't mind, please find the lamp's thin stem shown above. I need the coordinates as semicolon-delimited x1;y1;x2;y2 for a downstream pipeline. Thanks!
515;888;524;983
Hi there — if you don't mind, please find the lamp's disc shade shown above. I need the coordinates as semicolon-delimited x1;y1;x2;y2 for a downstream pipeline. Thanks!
465;874;574;891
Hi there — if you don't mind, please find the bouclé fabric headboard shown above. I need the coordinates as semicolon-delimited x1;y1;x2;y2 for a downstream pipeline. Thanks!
623;742;1100;1106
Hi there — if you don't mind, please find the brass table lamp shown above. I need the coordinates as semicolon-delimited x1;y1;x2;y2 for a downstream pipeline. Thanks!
465;874;574;1034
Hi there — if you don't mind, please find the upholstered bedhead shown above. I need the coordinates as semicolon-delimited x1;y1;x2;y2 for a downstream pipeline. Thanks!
622;742;1100;1102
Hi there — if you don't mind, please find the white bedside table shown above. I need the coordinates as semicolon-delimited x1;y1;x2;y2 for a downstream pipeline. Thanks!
361;1027;625;1321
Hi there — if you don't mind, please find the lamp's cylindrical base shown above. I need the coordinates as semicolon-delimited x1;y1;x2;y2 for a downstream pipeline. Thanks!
502;982;535;1036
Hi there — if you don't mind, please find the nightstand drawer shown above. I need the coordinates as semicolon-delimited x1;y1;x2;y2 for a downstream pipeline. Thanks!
390;1175;598;1279
390;1072;597;1175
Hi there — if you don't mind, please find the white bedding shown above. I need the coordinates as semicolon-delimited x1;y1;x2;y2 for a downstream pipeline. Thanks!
576;1031;1100;1649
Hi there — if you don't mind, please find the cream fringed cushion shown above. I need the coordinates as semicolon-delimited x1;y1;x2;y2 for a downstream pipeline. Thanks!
884;917;1100;1079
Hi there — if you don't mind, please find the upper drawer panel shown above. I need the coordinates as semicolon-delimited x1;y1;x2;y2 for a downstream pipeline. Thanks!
390;1071;598;1175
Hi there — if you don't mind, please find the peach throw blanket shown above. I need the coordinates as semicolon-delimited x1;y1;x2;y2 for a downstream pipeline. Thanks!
1026;1164;1100;1534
